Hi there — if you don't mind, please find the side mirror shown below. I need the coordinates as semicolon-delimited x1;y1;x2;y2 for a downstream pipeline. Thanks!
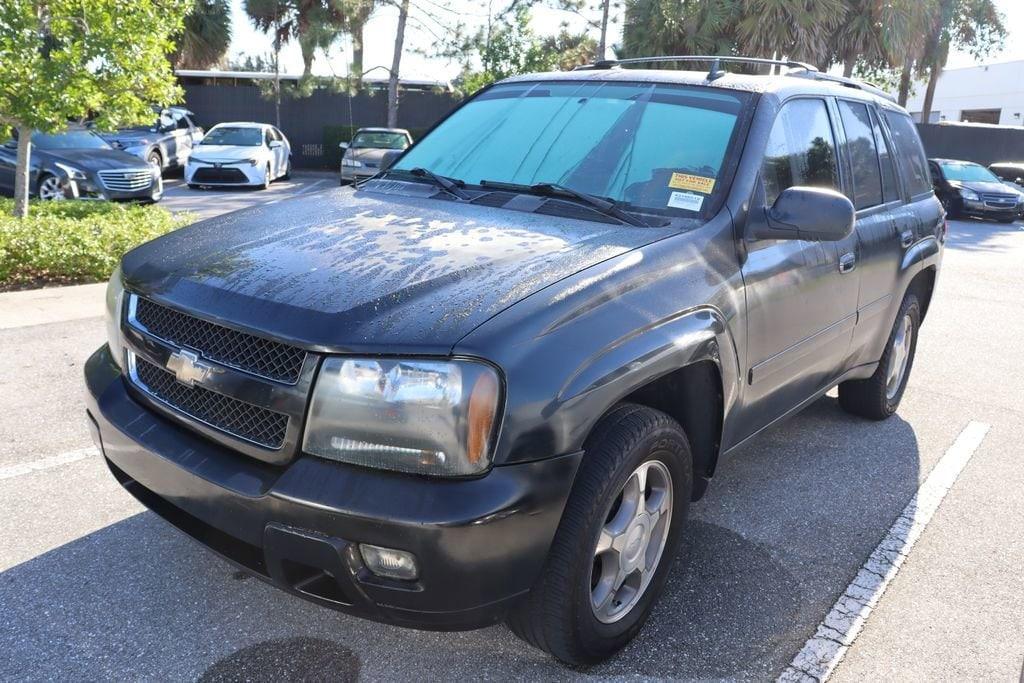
380;149;403;171
754;186;855;242
338;141;349;150
269;140;283;149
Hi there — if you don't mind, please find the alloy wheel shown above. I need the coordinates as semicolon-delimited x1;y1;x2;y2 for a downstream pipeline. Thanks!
38;176;65;201
591;460;673;624
886;313;913;400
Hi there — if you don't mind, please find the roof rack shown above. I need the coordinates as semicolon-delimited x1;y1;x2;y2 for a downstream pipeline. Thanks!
574;55;818;80
573;55;896;102
788;70;896;102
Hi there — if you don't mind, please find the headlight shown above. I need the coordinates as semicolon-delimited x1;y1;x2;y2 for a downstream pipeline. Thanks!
245;157;259;166
104;265;126;370
54;162;87;181
303;357;501;477
959;188;979;201
342;159;363;168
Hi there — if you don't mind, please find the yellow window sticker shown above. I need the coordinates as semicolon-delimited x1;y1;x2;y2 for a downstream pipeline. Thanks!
668;172;716;194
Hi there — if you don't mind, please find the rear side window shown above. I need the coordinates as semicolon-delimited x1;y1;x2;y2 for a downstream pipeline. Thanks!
762;98;840;206
837;100;883;209
884;111;932;197
870;109;900;202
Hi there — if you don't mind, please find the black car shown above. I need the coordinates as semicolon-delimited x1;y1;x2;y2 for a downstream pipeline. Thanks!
929;158;1021;223
0;129;162;202
99;107;204;174
85;56;943;666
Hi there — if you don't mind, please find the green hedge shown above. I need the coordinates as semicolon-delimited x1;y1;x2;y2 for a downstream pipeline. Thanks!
0;200;192;290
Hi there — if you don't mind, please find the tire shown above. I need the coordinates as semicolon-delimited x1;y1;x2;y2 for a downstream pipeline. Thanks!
261;164;272;190
506;403;693;666
282;158;292;180
839;291;921;420
939;195;958;219
147;151;163;176
187;183;201;190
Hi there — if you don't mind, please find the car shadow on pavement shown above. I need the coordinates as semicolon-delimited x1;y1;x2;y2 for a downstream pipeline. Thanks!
0;396;921;681
945;217;1022;253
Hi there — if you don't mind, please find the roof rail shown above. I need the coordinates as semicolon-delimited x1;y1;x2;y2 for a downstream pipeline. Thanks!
787;70;896;102
574;55;818;80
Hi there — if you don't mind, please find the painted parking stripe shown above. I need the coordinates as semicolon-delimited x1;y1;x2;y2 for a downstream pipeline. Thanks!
0;447;99;481
778;420;991;682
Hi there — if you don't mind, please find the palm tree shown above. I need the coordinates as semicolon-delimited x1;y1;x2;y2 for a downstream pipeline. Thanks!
620;0;741;60
174;0;232;69
336;0;376;85
735;0;845;68
244;0;347;76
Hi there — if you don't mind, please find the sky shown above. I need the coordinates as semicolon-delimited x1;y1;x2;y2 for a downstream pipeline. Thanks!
223;0;1023;82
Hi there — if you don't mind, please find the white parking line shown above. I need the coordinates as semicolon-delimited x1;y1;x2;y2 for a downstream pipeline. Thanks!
778;420;991;682
0;447;99;481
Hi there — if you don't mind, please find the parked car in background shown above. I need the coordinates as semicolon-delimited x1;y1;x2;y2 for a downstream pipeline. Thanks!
339;127;412;184
99;107;204;174
988;162;1024;190
186;122;291;190
87;56;944;666
929;158;1021;223
0;129;162;202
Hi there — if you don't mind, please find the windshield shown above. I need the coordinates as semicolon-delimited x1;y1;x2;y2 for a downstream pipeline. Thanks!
202;127;262;146
32;130;111;151
392;80;749;216
352;131;409;150
941;162;1000;183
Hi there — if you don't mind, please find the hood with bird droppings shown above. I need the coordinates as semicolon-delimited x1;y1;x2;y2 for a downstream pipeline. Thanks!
120;186;676;354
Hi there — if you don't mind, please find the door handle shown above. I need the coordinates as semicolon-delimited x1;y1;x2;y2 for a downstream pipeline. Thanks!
900;229;915;248
839;252;856;274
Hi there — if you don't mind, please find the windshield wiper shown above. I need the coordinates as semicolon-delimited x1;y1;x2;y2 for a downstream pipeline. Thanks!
478;180;656;227
406;167;471;201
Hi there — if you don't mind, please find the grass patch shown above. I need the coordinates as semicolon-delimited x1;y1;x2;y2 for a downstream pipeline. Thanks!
0;199;192;291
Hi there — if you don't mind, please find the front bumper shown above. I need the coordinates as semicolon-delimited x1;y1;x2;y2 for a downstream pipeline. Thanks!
186;163;264;186
340;166;378;182
959;198;1021;220
84;345;580;630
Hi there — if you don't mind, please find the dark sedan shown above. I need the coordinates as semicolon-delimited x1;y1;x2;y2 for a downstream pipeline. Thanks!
928;158;1021;223
0;129;163;203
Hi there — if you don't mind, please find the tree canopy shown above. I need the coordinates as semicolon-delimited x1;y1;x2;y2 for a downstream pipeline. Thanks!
0;0;189;217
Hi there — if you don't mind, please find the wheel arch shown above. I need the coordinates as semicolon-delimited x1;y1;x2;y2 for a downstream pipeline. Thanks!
558;306;739;502
908;265;937;321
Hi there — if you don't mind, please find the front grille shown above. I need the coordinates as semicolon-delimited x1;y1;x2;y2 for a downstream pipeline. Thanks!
192;167;248;183
981;193;1018;208
98;169;153;191
132;297;307;384
133;355;289;449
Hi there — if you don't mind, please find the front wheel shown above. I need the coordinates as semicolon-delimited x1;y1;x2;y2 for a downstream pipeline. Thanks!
37;173;65;201
260;163;272;190
839;291;921;420
507;403;692;665
282;158;292;180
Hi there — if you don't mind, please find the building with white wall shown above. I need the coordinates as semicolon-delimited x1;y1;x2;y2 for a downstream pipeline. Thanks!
903;60;1024;126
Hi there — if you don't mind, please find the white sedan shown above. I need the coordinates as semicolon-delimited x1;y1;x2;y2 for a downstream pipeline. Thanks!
185;122;291;189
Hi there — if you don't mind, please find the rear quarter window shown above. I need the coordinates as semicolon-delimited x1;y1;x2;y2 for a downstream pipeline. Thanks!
884;111;932;197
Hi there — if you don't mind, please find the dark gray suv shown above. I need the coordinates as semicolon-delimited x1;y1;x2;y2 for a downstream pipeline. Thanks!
84;56;943;666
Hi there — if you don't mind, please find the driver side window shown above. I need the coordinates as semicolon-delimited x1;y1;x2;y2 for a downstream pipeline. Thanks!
762;99;840;206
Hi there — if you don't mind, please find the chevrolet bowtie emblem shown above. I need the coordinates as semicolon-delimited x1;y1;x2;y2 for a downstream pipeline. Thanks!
166;349;214;387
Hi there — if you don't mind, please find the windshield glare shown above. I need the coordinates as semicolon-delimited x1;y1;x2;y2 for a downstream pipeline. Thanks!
203;127;262;146
352;132;408;150
393;81;748;216
32;130;111;151
942;162;1000;183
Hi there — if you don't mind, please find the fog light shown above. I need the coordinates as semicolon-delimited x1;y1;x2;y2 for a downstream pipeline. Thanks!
359;543;418;580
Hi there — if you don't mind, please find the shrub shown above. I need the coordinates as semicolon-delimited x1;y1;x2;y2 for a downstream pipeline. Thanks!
0;199;192;290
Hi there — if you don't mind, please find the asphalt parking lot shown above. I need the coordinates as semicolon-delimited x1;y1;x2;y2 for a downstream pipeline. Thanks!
159;170;336;220
1;205;1022;681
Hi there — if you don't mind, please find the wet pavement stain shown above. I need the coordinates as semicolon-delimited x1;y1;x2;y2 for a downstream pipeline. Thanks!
199;637;360;682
